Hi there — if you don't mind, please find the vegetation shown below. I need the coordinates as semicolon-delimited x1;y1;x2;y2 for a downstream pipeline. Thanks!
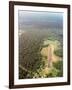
46;68;59;77
54;49;63;57
19;29;63;79
53;61;63;77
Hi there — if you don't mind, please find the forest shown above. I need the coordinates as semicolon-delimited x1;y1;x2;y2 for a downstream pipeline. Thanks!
19;29;63;79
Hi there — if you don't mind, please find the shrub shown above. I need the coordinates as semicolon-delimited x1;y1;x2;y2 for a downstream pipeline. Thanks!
54;49;63;57
53;61;63;77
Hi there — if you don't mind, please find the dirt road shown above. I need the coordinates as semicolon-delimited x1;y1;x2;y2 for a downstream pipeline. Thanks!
41;44;61;64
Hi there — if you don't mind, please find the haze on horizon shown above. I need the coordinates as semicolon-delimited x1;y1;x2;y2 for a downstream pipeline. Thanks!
18;10;63;30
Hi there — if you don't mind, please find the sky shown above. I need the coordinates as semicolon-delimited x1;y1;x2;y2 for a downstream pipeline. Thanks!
18;10;63;29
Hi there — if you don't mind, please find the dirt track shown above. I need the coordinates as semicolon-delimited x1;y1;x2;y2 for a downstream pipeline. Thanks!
41;44;61;63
